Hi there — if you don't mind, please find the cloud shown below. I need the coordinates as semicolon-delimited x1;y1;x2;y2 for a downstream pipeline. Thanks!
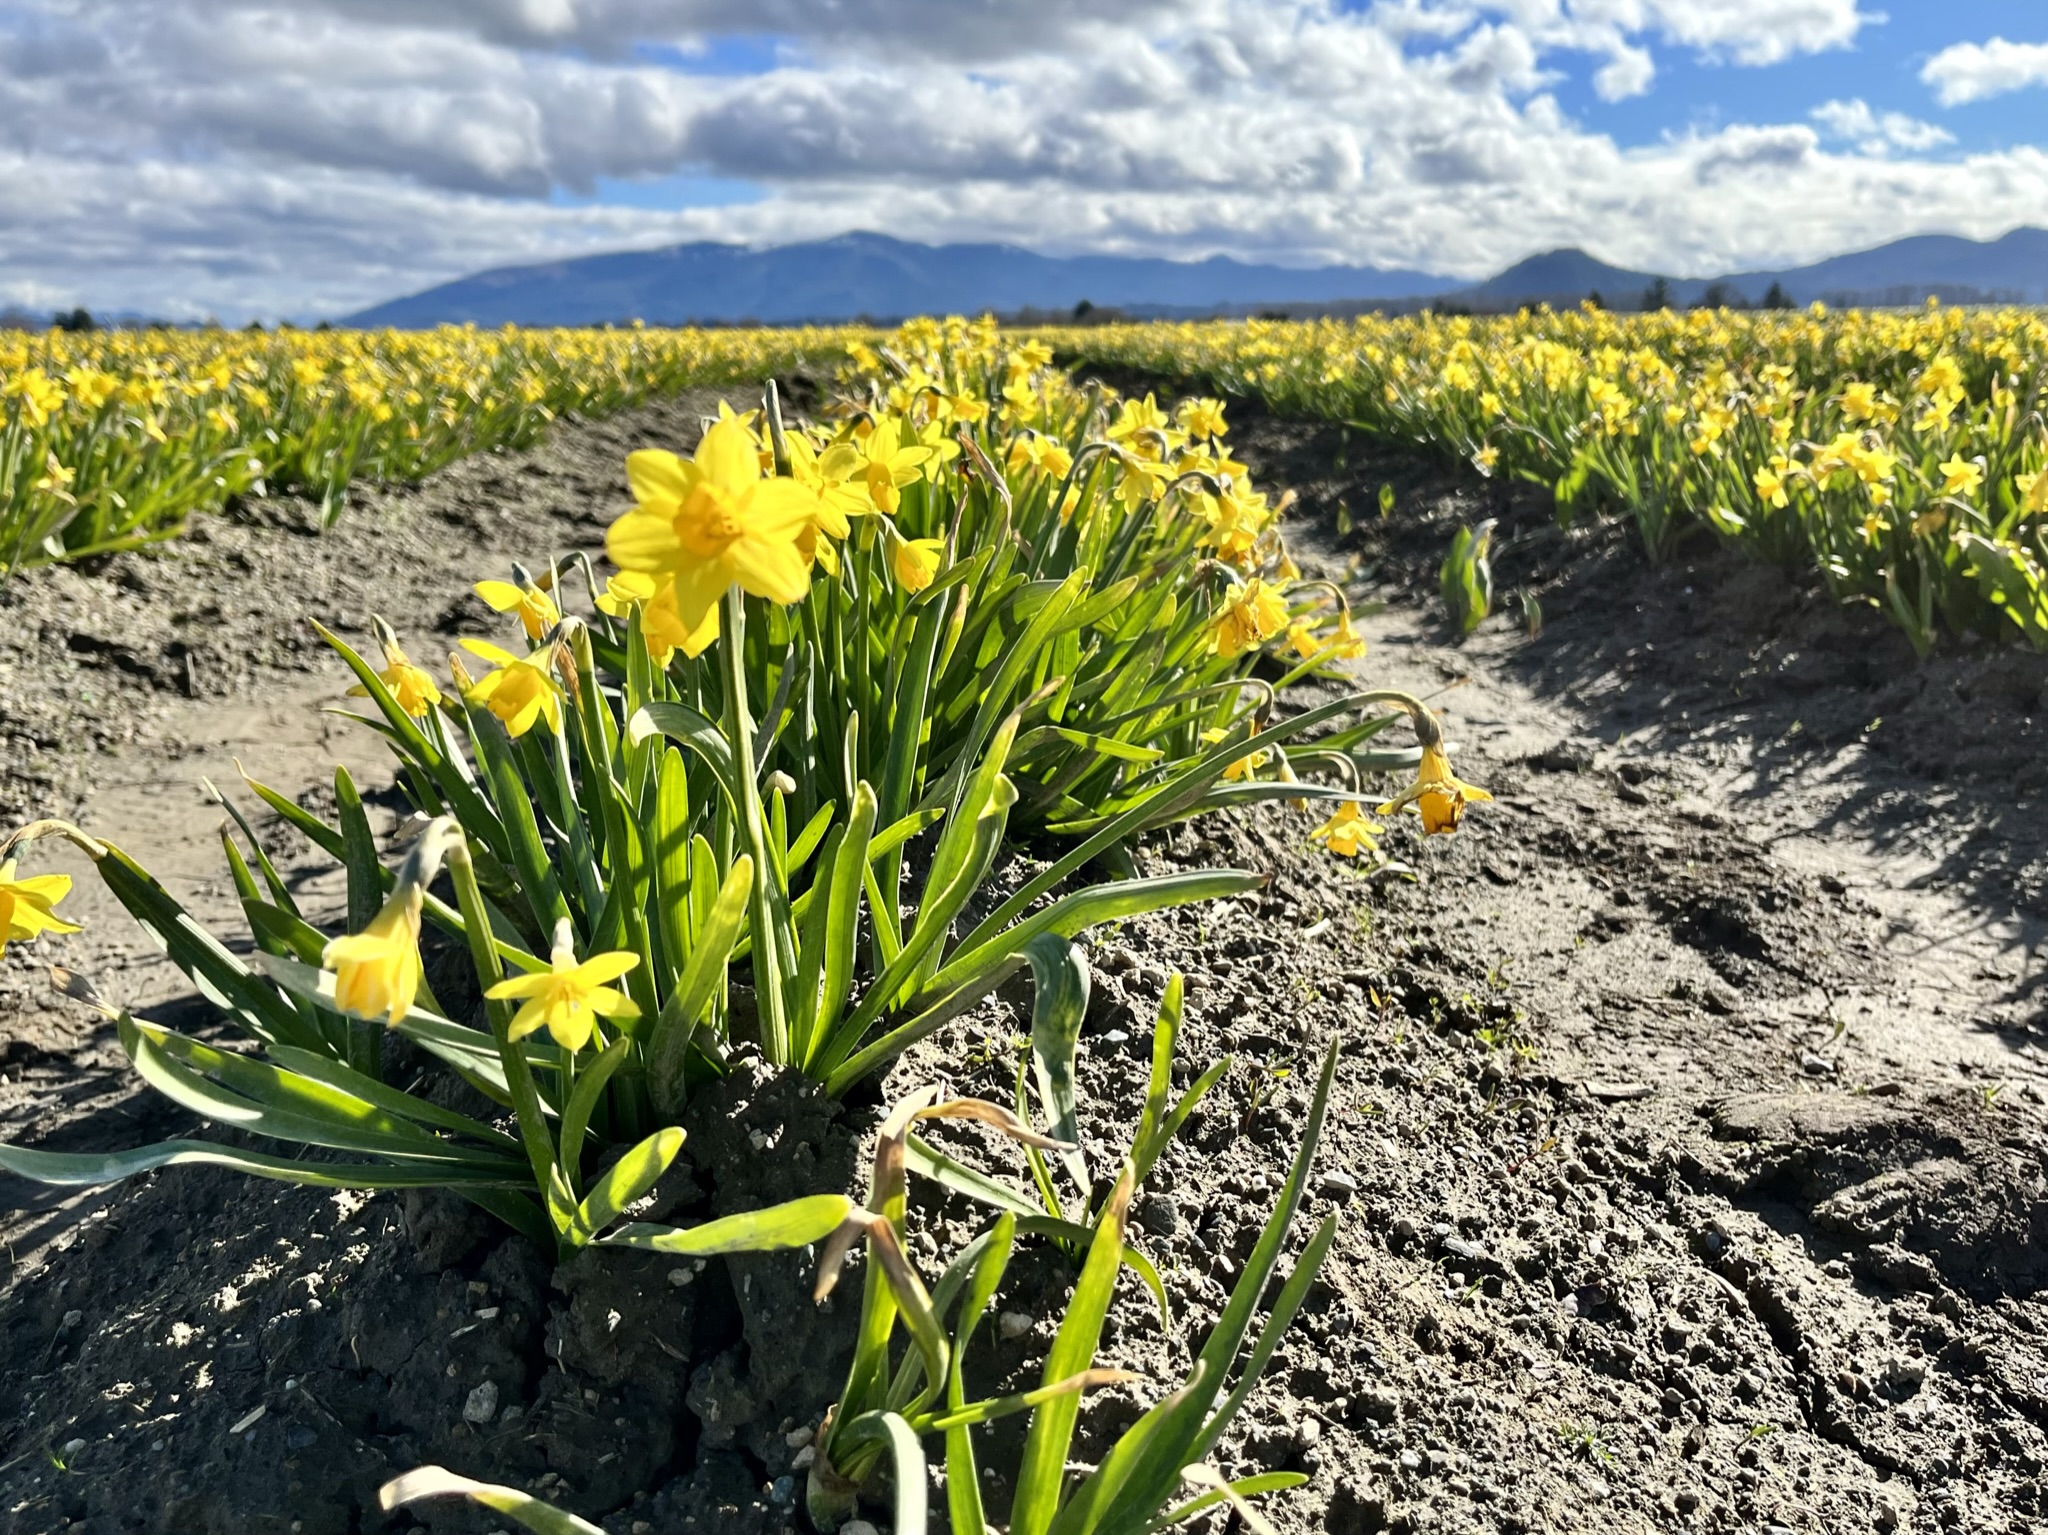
1922;37;2048;107
1639;0;1872;67
1811;98;1953;154
0;0;2026;322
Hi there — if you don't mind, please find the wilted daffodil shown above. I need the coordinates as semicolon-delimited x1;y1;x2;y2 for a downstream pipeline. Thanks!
459;639;564;738
1310;802;1380;859
486;935;640;1052
1379;741;1493;835
475;577;560;643
350;622;442;719
1210;577;1290;658
606;417;817;638
0;858;80;958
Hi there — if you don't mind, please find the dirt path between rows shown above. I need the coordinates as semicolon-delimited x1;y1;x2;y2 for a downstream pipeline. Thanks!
1;393;2042;1534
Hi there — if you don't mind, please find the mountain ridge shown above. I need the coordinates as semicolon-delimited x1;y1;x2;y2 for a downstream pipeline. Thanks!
340;227;2048;327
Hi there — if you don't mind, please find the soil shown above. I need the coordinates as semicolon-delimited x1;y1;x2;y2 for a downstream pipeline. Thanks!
2;384;2045;1535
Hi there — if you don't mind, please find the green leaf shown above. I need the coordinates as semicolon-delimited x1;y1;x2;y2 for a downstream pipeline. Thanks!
1010;1163;1136;1535
93;842;320;1050
1141;1473;1309;1535
600;1193;855;1254
1025;934;1091;1206
647;855;752;1117
0;1136;527;1191
576;1125;685;1237
558;1036;633;1186
627;701;744;816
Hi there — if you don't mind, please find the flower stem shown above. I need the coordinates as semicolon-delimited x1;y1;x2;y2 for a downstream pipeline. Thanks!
719;585;791;1063
447;831;558;1216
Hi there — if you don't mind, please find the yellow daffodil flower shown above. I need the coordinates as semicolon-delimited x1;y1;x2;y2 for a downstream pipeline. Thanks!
1200;725;1268;782
460;639;564;738
350;630;442;719
596;571;716;665
1310;802;1380;859
825;418;933;516
891;532;944;594
1176;397;1228;441
475;579;560;643
322;882;424;1025
1378;743;1493;836
606;418;817;637
0;858;80;958
487;944;640;1052
1938;455;1984;498
1210;577;1290;658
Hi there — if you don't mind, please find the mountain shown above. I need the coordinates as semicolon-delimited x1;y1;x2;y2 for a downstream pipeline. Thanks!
341;232;1458;327
1712;229;2048;308
339;226;2048;327
1458;228;2048;310
1460;249;1664;307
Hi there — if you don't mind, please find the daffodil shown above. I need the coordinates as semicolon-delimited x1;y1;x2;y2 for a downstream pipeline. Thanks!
605;418;818;637
827;417;933;516
1210;578;1290;658
460;639;564;738
1938;455;1983;498
487;943;640;1052
322;883;424;1025
596;571;716;665
891;532;944;594
0;858;80;958
1378;743;1493;835
1310;802;1380;858
1176;397;1228;441
350;629;442;718
475;579;561;643
1200;725;1268;782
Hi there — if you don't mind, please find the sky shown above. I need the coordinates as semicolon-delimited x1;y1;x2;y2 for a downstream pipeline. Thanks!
1;0;2046;322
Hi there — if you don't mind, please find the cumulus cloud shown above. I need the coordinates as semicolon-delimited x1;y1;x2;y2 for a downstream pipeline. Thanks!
1922;37;2048;108
1811;98;1954;155
0;0;2024;321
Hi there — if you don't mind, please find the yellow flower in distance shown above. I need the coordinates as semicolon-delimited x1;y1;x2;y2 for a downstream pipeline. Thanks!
460;639;564;738
891;533;944;594
1752;463;1789;510
1938;455;1984;498
0;858;81;958
487;945;641;1052
322;883;424;1025
1378;743;1493;836
606;418;817;637
475;579;560;643
1310;802;1380;859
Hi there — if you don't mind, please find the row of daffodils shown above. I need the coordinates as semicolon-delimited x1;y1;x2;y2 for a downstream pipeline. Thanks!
1056;302;2048;654
0;321;856;570
0;317;1489;1535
